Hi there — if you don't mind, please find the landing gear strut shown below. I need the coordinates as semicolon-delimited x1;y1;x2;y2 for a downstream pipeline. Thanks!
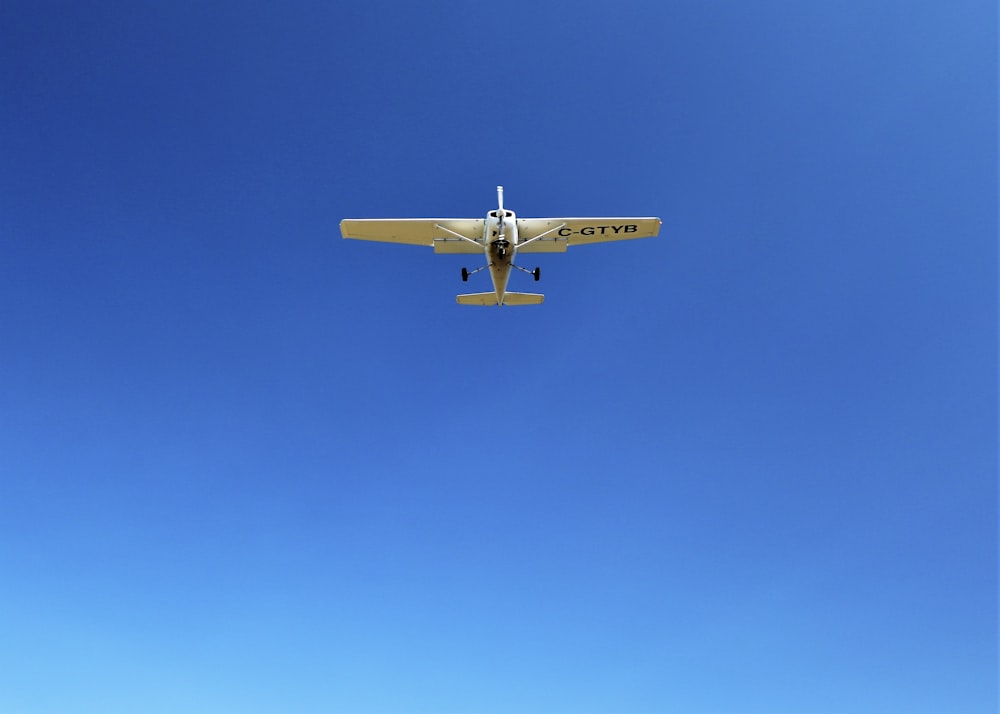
461;265;488;282
513;264;541;281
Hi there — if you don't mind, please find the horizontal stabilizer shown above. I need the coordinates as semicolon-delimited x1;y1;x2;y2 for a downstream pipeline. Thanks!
502;292;544;305
456;292;499;306
456;292;544;306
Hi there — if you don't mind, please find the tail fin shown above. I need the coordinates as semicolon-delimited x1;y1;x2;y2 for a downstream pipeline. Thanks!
456;292;544;306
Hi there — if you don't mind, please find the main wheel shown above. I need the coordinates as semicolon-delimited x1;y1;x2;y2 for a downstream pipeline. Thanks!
533;267;541;282
461;267;469;282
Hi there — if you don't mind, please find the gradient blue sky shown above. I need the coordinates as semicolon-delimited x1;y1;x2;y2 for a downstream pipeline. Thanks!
1;2;996;713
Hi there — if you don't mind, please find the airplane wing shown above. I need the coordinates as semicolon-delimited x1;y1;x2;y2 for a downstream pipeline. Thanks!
516;217;661;253
341;218;485;254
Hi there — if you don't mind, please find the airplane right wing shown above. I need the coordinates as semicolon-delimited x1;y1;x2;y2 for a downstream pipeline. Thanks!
341;218;485;254
516;217;660;252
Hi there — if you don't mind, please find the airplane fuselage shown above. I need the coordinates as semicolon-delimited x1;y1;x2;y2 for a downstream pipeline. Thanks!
484;207;518;304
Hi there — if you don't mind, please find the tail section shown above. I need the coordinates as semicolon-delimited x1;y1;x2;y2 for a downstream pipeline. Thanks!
456;292;544;306
502;292;544;305
457;292;498;306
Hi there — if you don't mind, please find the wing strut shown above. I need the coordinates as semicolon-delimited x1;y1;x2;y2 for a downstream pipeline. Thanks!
434;223;482;247
517;222;567;249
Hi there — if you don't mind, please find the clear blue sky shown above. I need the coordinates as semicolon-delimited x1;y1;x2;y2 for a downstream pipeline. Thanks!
1;2;996;712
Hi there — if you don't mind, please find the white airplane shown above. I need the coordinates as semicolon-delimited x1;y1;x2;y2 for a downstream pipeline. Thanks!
341;186;661;306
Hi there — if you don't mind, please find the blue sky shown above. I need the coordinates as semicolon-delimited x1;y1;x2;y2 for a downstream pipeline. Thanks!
0;2;996;712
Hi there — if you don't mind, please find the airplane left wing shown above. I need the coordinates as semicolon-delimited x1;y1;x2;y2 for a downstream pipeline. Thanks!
516;217;660;252
341;218;485;254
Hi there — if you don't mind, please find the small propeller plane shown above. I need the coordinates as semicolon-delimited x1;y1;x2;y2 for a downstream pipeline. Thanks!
341;186;660;306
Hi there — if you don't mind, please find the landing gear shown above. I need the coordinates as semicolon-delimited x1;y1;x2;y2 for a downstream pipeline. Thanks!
513;263;542;281
461;265;488;282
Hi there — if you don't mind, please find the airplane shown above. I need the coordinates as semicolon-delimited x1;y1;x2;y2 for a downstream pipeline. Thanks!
340;186;661;306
